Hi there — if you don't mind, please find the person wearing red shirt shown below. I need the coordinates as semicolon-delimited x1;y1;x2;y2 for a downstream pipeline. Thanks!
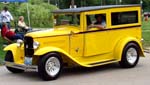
1;23;24;43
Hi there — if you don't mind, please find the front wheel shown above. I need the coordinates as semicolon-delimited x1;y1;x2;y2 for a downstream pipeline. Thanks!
5;51;24;73
38;53;63;81
119;43;140;68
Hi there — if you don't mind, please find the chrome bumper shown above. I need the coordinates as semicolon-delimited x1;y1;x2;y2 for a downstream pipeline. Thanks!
4;61;38;72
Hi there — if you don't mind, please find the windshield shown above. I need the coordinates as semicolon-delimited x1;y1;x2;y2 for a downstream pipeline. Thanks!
54;14;80;26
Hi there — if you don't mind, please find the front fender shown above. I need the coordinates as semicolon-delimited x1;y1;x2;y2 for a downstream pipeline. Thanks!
3;43;24;64
34;47;90;67
4;43;18;51
114;37;144;61
34;47;67;56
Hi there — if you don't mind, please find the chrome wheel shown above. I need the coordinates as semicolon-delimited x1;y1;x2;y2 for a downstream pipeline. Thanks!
126;47;138;65
119;43;140;68
45;57;61;77
38;53;62;80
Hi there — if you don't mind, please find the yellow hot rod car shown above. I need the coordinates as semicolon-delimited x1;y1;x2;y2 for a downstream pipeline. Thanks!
4;4;144;80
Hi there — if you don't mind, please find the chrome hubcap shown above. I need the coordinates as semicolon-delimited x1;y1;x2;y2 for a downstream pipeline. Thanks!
126;47;138;65
45;57;60;77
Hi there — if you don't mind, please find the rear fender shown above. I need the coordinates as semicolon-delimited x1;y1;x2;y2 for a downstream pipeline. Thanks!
114;37;144;61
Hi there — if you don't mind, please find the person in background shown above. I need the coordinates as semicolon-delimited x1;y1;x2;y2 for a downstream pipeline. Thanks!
145;15;149;22
1;6;14;29
1;23;24;43
17;16;31;32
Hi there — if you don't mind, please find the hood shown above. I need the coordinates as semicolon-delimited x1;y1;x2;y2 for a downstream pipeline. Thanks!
25;26;80;38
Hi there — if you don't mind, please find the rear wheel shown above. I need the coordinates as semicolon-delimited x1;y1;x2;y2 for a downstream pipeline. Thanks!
5;51;24;73
38;53;63;81
119;43;140;68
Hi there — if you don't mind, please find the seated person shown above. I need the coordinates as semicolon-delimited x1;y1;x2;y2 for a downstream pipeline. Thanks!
88;14;106;30
17;16;31;33
1;23;24;43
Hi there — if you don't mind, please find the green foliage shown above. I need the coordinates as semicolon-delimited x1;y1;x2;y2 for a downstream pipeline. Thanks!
142;0;150;12
29;0;43;4
17;3;57;27
0;1;58;28
122;0;140;4
142;18;150;47
0;37;6;62
46;0;150;12
48;0;143;9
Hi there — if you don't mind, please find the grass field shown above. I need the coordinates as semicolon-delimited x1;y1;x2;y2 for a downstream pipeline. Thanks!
0;20;150;62
142;19;150;47
0;37;6;63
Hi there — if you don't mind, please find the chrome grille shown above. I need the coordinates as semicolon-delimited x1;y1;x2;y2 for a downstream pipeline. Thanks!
24;36;34;57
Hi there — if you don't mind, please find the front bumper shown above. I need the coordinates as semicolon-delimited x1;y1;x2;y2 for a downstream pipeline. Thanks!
4;61;38;72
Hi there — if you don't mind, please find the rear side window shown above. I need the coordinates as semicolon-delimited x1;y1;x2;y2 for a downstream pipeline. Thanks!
111;11;138;25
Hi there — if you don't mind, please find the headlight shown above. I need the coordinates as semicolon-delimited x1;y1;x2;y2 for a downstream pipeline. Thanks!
17;39;23;47
141;38;144;42
33;41;40;49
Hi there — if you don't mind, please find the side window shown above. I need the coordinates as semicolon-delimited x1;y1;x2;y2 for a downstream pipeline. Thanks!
86;14;106;30
111;11;138;25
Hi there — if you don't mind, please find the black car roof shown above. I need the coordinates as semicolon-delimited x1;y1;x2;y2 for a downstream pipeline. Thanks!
53;4;141;14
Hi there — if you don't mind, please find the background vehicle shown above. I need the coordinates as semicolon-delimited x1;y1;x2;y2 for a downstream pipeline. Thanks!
4;4;144;81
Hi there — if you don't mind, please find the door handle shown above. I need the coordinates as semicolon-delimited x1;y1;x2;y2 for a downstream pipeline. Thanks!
70;31;75;35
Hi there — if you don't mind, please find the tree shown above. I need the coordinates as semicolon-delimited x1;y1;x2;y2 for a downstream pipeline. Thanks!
45;0;140;9
0;0;58;28
142;0;150;12
122;0;140;4
17;0;58;27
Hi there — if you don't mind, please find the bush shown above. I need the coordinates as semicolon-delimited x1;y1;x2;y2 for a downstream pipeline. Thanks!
0;1;58;28
17;3;58;28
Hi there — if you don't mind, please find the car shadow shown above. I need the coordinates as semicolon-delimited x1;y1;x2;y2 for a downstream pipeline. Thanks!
61;63;120;76
2;62;144;81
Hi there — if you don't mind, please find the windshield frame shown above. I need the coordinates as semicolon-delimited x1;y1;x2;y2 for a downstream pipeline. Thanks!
53;13;80;27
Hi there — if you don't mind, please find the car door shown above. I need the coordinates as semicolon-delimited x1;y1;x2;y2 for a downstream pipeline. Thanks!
70;33;84;58
84;14;110;57
69;14;84;58
84;30;110;57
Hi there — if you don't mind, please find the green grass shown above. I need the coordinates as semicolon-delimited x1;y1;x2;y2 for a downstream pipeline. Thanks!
0;37;6;63
142;19;150;47
142;21;150;30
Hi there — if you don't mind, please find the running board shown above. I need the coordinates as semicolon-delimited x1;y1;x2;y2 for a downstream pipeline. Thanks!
4;61;38;72
88;59;117;66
